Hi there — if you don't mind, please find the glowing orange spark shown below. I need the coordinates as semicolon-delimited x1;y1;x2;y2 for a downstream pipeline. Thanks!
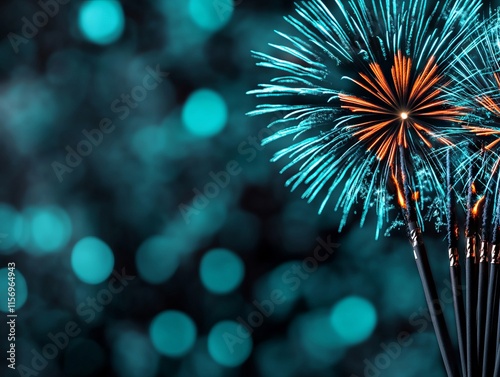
339;51;464;162
412;191;420;202
392;172;406;209
472;196;485;217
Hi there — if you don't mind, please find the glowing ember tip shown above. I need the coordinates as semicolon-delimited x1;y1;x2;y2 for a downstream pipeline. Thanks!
472;196;485;217
392;173;406;209
412;191;420;202
400;112;409;120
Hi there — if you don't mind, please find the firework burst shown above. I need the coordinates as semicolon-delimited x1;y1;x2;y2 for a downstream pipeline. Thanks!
248;0;480;237
446;12;500;189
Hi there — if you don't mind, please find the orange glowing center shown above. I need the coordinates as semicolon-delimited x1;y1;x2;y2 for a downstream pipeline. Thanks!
339;51;464;162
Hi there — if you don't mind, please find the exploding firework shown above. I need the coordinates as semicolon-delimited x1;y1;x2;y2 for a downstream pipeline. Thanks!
446;12;500;189
248;0;480;237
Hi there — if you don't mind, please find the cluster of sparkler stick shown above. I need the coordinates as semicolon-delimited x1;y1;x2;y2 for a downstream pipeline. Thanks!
396;146;500;377
248;0;500;375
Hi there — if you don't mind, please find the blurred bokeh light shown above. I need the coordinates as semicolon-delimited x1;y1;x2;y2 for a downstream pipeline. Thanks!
188;0;234;31
78;0;125;45
182;89;228;138
208;320;253;367
71;237;115;284
21;205;72;254
200;248;245;294
330;296;378;345
136;236;179;284
112;330;160;377
0;203;23;254
149;310;197;357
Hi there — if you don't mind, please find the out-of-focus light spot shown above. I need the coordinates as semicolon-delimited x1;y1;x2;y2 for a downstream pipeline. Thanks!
0;268;28;312
71;237;114;284
113;331;159;377
302;266;341;309
149;311;197;357
382;258;422;317
330;296;377;345
290;310;346;364
182;89;227;137
188;0;233;31
131;126;168;161
78;0;125;45
64;339;105;376
200;249;244;294
208;321;252;367
136;236;179;284
180;198;228;239
1;80;58;154
0;204;23;254
253;261;301;319
24;206;72;254
190;339;225;377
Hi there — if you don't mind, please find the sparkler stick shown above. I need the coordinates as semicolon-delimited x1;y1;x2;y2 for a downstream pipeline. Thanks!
465;165;480;377
496;303;500;377
477;182;492;376
482;196;500;377
398;147;459;377
494;347;500;377
495;203;500;376
446;150;466;377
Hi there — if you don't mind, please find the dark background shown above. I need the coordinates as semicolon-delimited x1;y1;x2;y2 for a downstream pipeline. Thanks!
0;0;491;376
